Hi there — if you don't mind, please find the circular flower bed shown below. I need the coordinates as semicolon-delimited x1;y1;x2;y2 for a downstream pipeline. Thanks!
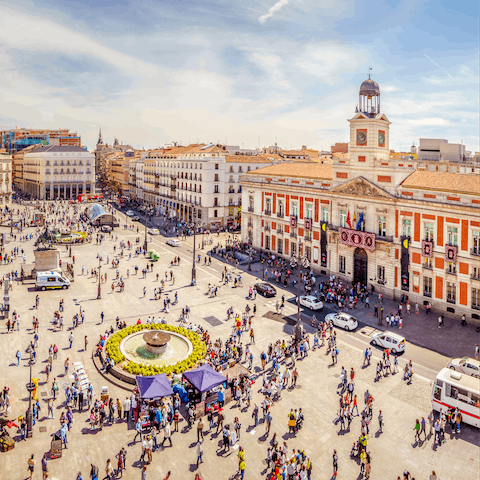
106;324;206;377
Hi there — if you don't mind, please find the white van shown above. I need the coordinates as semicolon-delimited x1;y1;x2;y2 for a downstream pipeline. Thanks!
370;330;406;354
36;271;70;291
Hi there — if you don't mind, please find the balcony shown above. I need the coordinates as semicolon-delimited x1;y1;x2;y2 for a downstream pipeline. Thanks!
277;228;283;234
247;221;253;228
471;274;480;281
446;297;456;304
290;232;297;238
376;234;394;243
471;247;480;257
445;268;457;276
264;225;271;231
277;212;284;218
228;179;235;183
473;304;480;311
423;291;432;298
228;189;235;194
248;206;254;212
327;223;339;231
305;233;312;242
422;263;433;270
264;210;272;216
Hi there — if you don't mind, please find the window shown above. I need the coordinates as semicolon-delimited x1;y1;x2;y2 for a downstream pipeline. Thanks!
377;265;385;282
199;164;202;169
291;242;296;257
305;245;311;261
238;166;243;173
339;255;346;273
424;223;434;241
229;166;234;172
448;226;458;246
446;281;456;304
214;174;219;182
378;216;386;236
322;207;329;223
278;200;284;216
214;198;218;207
249;196;254;211
265;198;272;214
473;231;480;254
265;236;270;250
402;219;411;237
277;241;283;254
247;166;251;172
291;202;298;217
214;163;219;170
472;288;480;310
306;204;313;219
340;210;347;228
214;209;218;218
447;262;456;274
424;277;432;297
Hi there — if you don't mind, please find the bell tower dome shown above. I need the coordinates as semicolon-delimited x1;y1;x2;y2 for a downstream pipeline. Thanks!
357;68;380;117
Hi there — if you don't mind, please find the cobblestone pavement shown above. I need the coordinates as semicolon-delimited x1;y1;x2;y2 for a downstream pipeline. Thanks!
0;205;479;480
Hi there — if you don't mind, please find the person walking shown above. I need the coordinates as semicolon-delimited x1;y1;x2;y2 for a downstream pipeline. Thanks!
332;449;338;477
196;440;203;465
161;422;172;446
265;411;272;436
27;454;35;480
378;410;383;433
197;418;204;442
419;416;427;440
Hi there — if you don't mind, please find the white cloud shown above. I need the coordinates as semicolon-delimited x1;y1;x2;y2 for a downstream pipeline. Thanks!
258;0;289;24
409;118;449;126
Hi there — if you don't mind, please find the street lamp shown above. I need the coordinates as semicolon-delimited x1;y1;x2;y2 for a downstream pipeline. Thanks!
97;257;102;299
191;210;197;284
26;349;36;438
290;241;310;329
144;206;148;253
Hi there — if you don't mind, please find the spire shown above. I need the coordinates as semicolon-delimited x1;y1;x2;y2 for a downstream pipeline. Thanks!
97;127;103;145
368;66;372;79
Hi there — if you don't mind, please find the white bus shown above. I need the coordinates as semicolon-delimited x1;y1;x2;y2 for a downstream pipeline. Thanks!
432;368;480;428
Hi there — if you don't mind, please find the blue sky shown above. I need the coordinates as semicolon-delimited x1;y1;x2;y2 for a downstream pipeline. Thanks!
0;0;477;153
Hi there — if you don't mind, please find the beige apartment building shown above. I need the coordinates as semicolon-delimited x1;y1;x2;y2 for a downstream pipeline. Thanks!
0;149;12;207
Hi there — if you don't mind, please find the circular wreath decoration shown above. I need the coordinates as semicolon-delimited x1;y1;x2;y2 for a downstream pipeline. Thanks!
105;324;207;377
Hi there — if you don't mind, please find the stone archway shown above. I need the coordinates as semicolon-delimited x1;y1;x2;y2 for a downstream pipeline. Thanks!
354;247;368;285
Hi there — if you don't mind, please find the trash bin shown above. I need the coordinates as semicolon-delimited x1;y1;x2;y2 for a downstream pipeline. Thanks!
50;433;62;459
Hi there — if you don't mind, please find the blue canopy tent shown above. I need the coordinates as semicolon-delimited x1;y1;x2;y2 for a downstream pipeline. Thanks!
136;374;174;399
183;364;226;393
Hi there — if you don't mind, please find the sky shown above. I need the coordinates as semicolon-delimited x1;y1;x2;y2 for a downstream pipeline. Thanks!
0;0;478;154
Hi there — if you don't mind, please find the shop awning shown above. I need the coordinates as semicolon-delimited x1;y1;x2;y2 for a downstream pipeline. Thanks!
183;364;226;393
136;374;174;399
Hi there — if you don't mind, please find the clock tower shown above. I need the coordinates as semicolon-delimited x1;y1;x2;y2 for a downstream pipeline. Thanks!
347;75;391;169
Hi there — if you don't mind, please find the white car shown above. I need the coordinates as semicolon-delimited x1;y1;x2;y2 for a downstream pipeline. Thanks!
166;239;181;247
447;357;480;379
370;331;406;354
297;295;323;311
126;210;134;217
325;312;358;331
148;228;160;235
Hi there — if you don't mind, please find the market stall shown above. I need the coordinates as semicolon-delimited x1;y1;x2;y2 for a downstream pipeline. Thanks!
135;374;174;430
0;419;15;453
183;364;227;418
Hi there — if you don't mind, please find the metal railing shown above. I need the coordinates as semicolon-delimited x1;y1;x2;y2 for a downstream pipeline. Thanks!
445;268;457;276
264;210;271;216
277;212;284;218
422;263;433;270
277;228;283;234
423;291;432;297
446;298;456;304
471;247;480;257
327;223;339;231
264;225;271;231
471;274;480;280
376;234;394;242
248;206;254;212
290;232;297;238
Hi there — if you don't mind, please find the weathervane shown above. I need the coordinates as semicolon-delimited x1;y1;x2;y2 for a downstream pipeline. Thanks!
368;66;372;79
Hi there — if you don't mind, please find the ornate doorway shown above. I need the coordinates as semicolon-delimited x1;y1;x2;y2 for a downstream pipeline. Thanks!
353;247;368;285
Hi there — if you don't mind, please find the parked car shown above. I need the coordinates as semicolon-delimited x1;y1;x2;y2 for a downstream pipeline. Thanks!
131;215;140;221
325;312;358;331
148;228;160;235
370;331;406;354
254;283;277;297
447;357;480;379
297;295;323;311
166;239;181;247
100;225;112;233
126;210;134;217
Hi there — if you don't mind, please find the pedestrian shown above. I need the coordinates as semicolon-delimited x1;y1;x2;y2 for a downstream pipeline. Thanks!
196;440;203;465
332;449;338;477
197;418;204;442
419;416;426;440
141;465;147;480
27;454;35;480
378;410;383;433
161;422;172;446
461;314;467;326
475;344;479;361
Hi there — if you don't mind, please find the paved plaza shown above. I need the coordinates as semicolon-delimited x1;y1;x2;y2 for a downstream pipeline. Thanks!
0;206;479;480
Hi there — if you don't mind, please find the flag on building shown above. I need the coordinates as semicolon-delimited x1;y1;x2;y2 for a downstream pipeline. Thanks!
353;212;356;227
356;212;364;230
346;211;352;228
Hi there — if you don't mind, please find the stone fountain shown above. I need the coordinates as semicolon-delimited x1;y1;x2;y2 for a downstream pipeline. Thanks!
143;331;171;356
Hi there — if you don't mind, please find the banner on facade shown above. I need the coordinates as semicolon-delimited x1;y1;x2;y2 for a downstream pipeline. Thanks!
338;227;376;252
421;240;433;258
445;245;457;263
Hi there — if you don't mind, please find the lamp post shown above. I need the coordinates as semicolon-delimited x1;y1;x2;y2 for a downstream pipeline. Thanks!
26;348;35;438
10;211;13;237
143;206;148;253
191;210;197;284
97;257;102;299
290;241;309;327
376;279;387;326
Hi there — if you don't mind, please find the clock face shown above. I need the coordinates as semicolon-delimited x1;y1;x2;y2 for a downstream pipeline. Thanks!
379;131;385;146
357;131;367;145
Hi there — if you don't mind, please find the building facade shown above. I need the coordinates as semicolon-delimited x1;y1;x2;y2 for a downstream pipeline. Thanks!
0;128;81;153
0;150;12;207
241;77;480;320
22;145;95;200
141;145;279;227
